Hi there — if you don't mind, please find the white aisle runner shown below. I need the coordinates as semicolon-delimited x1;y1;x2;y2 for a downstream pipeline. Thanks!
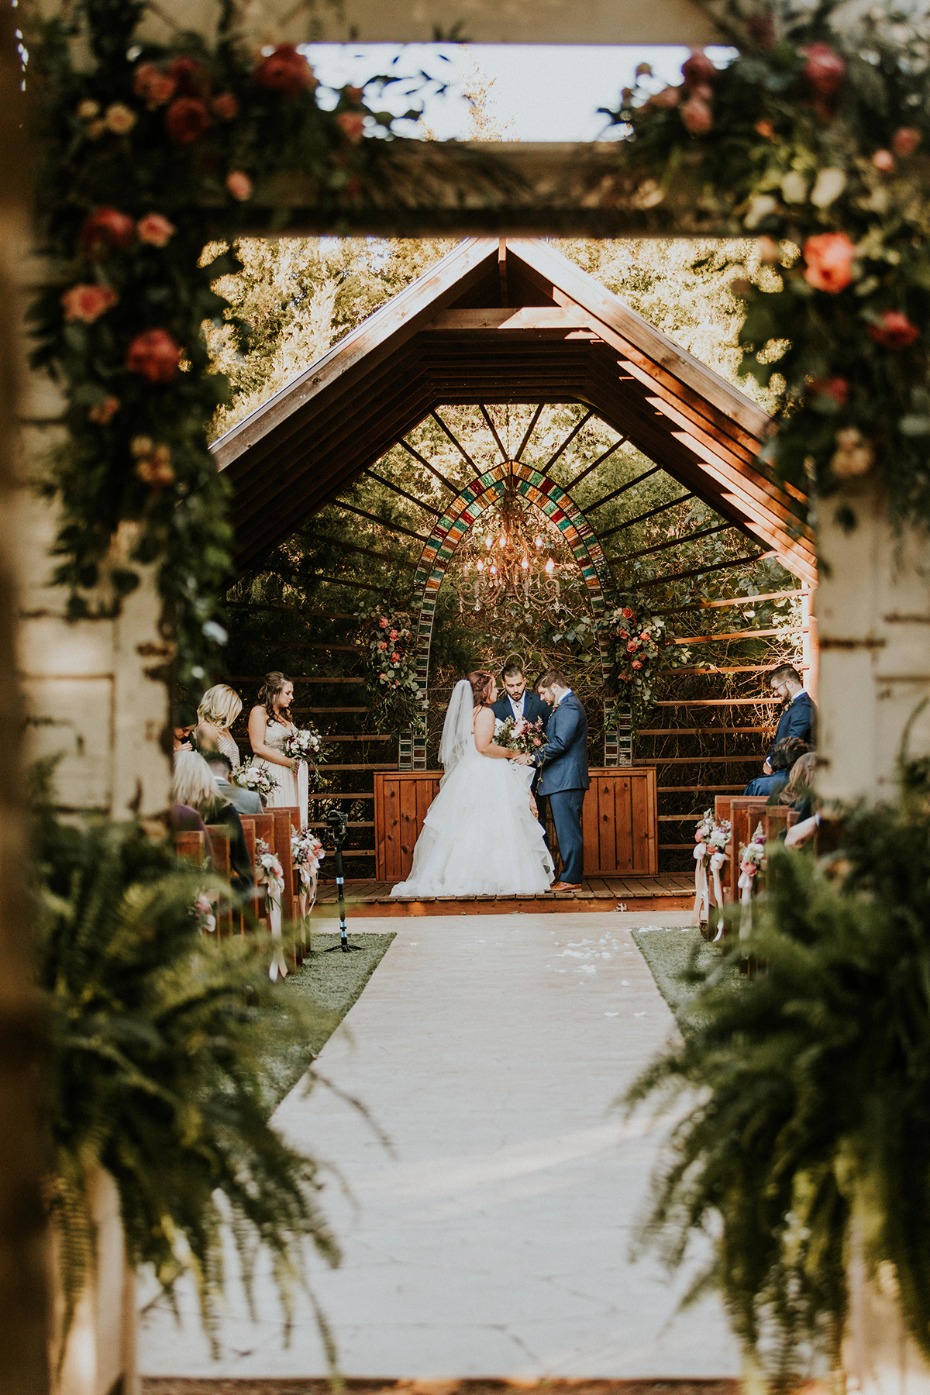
139;912;741;1378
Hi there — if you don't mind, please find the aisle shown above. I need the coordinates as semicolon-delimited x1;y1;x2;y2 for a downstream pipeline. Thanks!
139;913;741;1379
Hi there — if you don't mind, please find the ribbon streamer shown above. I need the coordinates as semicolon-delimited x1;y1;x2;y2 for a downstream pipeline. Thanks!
693;843;709;924
265;872;287;981
709;849;727;942
297;758;310;830
738;867;755;939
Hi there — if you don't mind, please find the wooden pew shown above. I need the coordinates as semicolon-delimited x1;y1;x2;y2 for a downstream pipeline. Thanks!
726;797;769;904
270;807;302;966
204;825;234;937
174;829;207;865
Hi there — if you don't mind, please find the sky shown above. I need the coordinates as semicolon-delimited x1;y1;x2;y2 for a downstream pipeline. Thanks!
304;43;724;142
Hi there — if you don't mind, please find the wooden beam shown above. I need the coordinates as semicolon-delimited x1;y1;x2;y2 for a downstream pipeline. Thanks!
514;404;544;461
302;532;419;570
479;404;510;461
425;307;596;333
545;409;594;471
329;500;429;544
600;491;694;542
653;589;801;616
613;521;732;564
398;438;459;493
562;435;628;492
638;550;776;590
366;467;442;518
431;409;478;470
586;464;661;512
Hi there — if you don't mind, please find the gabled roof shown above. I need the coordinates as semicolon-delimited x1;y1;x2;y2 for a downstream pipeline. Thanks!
213;237;816;582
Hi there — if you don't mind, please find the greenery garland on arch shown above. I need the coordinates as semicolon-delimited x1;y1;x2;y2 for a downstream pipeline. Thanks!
606;1;930;531
24;0;416;684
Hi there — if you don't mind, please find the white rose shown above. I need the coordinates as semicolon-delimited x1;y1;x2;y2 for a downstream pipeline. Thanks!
780;170;809;204
810;166;847;208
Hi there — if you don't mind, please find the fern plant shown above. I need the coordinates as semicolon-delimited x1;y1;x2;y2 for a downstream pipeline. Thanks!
36;808;340;1360
627;762;930;1388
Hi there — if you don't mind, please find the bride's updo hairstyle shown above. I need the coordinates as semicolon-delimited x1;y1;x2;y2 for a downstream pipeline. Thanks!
467;671;495;707
258;670;292;719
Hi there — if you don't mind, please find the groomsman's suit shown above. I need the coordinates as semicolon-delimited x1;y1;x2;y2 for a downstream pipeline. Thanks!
743;689;816;796
535;690;589;886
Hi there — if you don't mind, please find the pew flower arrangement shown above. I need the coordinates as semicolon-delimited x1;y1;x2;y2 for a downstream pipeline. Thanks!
692;808;730;933
607;2;930;531
23;1;417;682
627;761;930;1385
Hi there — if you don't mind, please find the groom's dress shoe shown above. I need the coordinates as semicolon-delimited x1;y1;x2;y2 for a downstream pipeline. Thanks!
550;880;581;892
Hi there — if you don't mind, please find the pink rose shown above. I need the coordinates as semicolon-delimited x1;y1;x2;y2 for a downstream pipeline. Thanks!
225;170;253;201
379;617;388;628
137;213;175;247
632;659;643;670
80;206;135;258
165;96;211;145
681;49;717;87
680;97;713;135
640;630;651;640
802;232;856;293
618;672;631;683
391;652;401;662
892;127;921;158
650;85;681;110
621;607;634;619
389;629;399;639
61;283;118;322
802;42;846;99
337;111;365;143
253;45;317;99
133;63;177;109
868;310;920;349
626;640;638;653
871;149;895;174
809;376;850;407
378;641;387;650
211;91;239;121
125;328;183;383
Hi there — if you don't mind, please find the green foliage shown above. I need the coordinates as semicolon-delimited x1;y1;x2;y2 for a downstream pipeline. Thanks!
358;608;424;733
38;811;339;1359
627;763;930;1383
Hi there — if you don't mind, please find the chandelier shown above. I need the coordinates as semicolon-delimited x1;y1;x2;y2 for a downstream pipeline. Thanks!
467;469;560;610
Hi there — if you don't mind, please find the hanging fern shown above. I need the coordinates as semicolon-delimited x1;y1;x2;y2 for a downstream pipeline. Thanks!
36;808;340;1360
626;761;930;1387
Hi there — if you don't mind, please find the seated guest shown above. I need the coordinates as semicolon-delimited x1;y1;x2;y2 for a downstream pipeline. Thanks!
779;751;818;820
172;703;198;752
743;663;816;796
744;736;809;800
200;746;262;816
172;751;253;895
196;683;243;766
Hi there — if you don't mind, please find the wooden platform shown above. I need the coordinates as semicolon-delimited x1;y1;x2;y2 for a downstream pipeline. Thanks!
309;873;694;917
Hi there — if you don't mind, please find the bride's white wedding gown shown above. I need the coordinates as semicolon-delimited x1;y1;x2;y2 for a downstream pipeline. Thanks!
391;686;554;898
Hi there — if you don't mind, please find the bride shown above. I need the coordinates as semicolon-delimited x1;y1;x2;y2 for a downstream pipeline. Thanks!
391;671;554;898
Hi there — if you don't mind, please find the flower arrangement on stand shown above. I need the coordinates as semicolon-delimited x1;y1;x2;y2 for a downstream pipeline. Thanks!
599;598;689;732
359;609;425;734
737;821;767;935
606;4;930;532
692;808;731;939
23;2;416;682
231;755;277;804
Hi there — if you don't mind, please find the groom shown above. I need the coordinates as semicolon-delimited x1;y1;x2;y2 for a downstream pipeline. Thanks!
493;659;551;835
532;669;589;891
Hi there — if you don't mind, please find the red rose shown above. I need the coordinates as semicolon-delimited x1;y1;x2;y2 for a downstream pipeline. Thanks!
80;206;135;258
211;91;239;121
640;630;651;640
389;629;399;639
803;42;846;99
133;63;177;109
632;659;643;670
802;232;856;293
809;376;850;407
165;97;211;145
337;111;365;143
681;49;717;87
167;56;209;97
391;652;401;662
225;170;253;201
137;213;175;247
253;45;316;99
868;310;920;350
892;127;921;158
626;640;638;653
618;672;631;683
619;629;628;639
378;641;387;650
61;283;118;322
379;617;388;628
621;607;634;619
88;395;120;424
125;328;183;383
681;97;713;135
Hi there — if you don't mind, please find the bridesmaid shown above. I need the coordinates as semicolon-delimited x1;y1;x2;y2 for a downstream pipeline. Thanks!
247;671;301;814
196;683;243;766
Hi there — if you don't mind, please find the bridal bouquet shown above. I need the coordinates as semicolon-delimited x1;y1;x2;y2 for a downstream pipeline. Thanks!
281;725;323;762
291;827;325;890
497;715;546;757
231;757;278;804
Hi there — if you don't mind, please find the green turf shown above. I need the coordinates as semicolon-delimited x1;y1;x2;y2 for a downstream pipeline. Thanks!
261;931;395;1109
631;925;741;1024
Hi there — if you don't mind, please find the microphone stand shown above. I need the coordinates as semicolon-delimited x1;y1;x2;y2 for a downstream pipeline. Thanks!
324;812;363;953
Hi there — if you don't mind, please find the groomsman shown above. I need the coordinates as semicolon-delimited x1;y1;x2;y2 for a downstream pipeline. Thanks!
533;669;589;891
743;663;816;796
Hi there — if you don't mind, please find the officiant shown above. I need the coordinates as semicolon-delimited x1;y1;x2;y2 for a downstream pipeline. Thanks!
493;658;551;837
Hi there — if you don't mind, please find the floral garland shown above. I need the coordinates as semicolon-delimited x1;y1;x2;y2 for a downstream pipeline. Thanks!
607;2;930;531
360;609;425;732
598;599;690;728
24;3;409;683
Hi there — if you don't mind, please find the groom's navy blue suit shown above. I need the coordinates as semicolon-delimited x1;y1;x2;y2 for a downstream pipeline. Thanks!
535;691;589;885
491;689;551;731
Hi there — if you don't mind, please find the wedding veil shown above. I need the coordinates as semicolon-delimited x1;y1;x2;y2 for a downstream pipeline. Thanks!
438;679;474;772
